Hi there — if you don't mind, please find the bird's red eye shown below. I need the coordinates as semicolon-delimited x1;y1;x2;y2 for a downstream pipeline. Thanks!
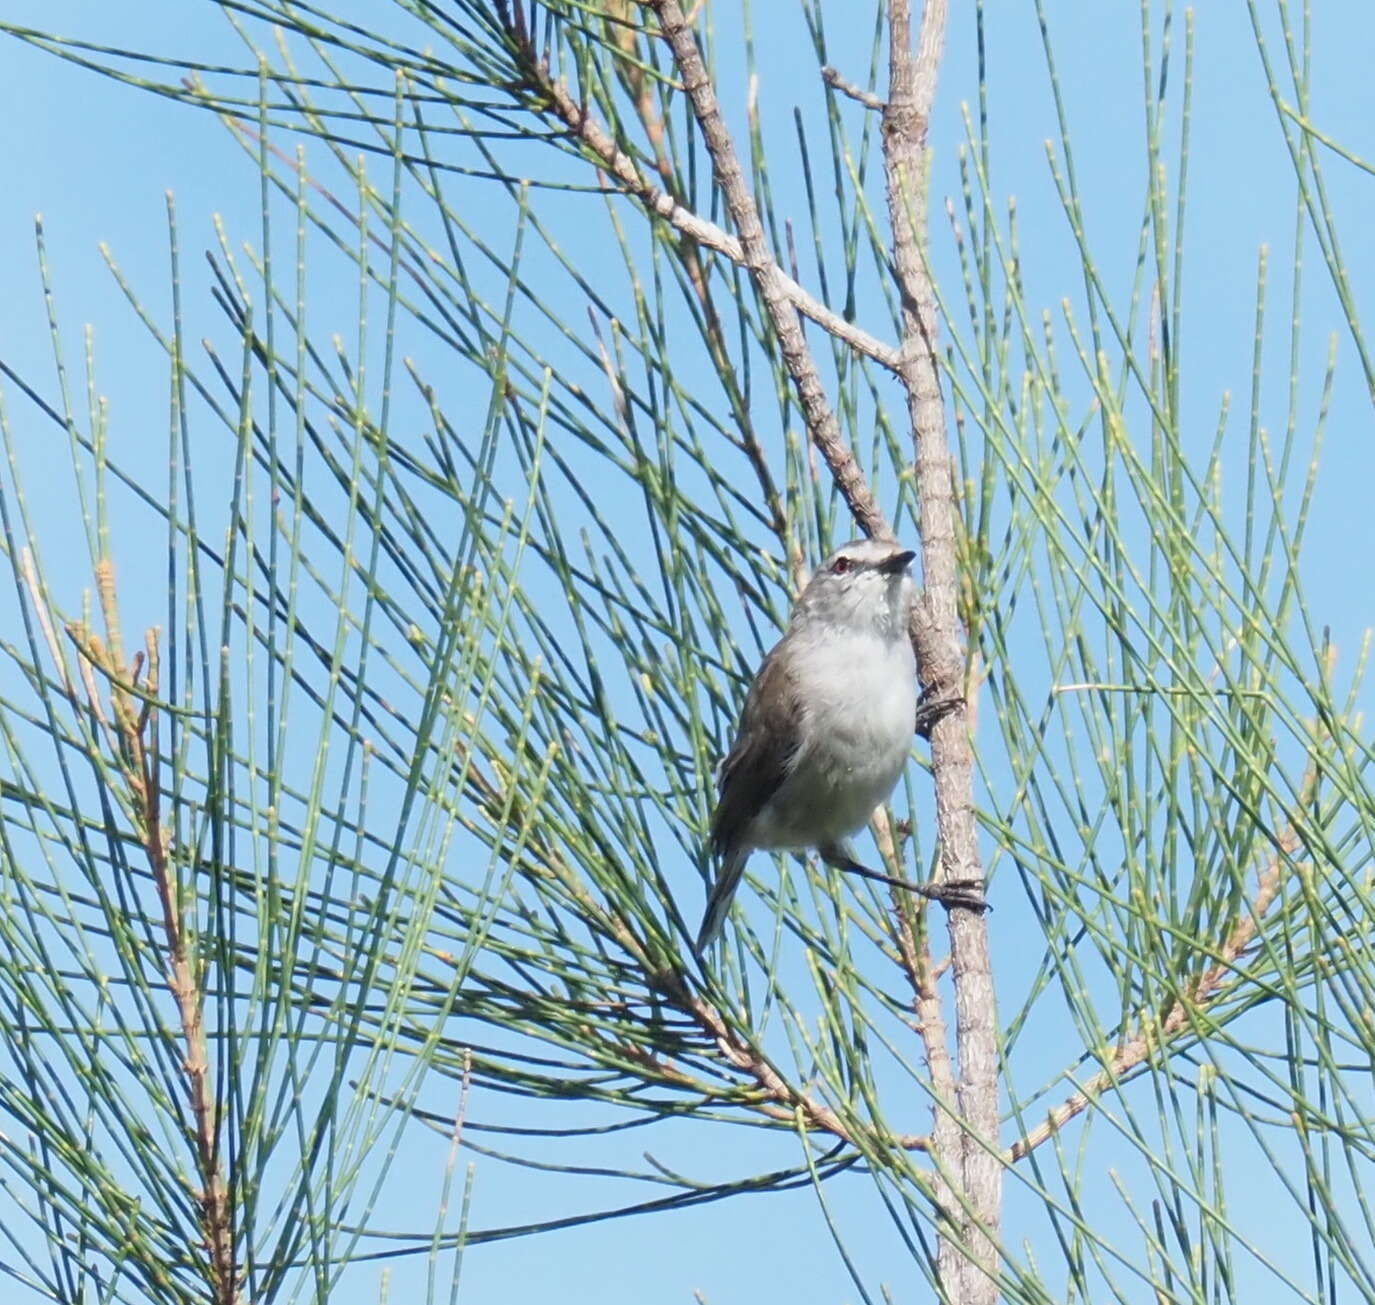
831;556;852;575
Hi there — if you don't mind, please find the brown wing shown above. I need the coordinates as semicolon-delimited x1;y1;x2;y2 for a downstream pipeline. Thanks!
709;644;805;859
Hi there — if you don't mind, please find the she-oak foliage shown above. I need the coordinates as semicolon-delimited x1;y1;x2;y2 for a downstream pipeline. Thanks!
0;2;1372;1303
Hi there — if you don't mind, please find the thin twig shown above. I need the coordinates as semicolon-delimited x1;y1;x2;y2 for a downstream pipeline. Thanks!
133;634;236;1305
1007;827;1297;1163
500;27;900;371
19;549;77;702
66;625;124;776
643;0;893;540
70;580;239;1304
684;987;930;1150
464;754;927;1151
821;65;886;112
437;1049;473;1224
611;45;796;575
874;810;958;1152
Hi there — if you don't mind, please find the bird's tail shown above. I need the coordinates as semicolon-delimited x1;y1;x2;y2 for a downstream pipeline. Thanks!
695;845;749;954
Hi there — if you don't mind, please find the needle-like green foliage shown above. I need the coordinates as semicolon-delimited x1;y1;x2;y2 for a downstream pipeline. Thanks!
0;2;1372;1303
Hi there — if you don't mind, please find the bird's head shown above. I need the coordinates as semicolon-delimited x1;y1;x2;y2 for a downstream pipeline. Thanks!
792;537;916;638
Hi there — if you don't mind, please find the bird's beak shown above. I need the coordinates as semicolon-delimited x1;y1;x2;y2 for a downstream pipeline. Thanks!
879;549;916;574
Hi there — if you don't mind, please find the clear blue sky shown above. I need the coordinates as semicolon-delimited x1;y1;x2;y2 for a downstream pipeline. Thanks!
2;3;1373;1303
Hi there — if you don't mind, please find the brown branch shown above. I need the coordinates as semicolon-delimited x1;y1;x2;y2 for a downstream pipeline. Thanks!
67;599;238;1305
460;749;926;1150
613;53;799;579
137;639;236;1305
643;0;892;541
683;987;930;1150
560;871;928;1148
609;987;931;1150
875;809;957;1149
882;0;1000;1299
1007;828;1296;1164
528;66;903;373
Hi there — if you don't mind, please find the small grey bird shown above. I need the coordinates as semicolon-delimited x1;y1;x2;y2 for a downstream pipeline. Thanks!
697;537;980;953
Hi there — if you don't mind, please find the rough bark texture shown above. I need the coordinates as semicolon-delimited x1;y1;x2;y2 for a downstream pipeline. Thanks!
648;0;891;544
882;2;1002;1300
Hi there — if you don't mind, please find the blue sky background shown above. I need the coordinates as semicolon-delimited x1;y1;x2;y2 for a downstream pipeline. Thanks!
2;2;1374;1303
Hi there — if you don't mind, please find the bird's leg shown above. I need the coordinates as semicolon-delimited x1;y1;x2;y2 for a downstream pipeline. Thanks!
914;683;964;740
818;841;988;912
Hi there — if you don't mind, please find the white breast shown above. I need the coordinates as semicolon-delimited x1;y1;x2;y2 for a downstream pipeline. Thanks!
752;628;917;849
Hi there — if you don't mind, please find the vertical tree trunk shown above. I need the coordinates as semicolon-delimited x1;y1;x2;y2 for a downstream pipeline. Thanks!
882;2;1002;1300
